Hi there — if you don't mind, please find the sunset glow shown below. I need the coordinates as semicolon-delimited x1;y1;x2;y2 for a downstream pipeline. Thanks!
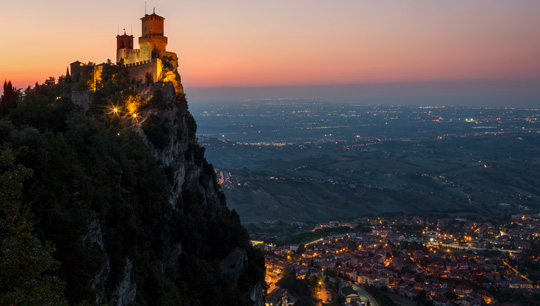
2;0;540;92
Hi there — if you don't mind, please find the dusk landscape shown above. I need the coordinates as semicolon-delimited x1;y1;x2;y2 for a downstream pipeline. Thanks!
1;1;540;306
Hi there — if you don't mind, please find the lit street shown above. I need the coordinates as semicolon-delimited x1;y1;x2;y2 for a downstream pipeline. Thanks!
317;283;331;305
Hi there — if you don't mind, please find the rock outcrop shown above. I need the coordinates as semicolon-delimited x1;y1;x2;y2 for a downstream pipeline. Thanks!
10;57;264;305
82;73;265;304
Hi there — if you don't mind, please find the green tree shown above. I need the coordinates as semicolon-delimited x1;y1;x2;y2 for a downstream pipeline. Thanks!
0;150;67;306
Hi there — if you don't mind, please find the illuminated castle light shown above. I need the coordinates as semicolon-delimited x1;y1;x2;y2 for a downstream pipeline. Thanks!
71;9;182;93
116;8;173;65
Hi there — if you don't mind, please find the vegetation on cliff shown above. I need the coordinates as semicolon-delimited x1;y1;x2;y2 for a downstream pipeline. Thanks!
0;150;68;305
0;64;264;305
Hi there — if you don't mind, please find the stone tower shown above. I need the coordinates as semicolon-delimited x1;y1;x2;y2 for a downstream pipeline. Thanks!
111;10;182;93
116;31;134;63
117;31;134;50
139;10;168;61
116;10;169;65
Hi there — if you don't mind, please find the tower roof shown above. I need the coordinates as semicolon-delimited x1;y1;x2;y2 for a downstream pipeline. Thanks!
117;32;134;38
141;8;165;20
142;13;164;19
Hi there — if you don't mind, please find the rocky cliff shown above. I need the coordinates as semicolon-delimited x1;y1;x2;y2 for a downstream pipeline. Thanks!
0;62;265;305
131;81;266;305
83;79;266;304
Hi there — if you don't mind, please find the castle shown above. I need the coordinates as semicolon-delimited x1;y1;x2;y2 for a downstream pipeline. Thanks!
70;10;182;93
116;9;176;65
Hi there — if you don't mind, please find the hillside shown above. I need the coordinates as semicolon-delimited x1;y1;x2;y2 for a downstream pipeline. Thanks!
0;63;264;305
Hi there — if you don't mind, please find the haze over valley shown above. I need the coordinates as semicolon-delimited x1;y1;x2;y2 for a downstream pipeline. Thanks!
192;100;540;224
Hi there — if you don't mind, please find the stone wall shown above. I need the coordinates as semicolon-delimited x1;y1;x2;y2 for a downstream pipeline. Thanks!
72;91;91;110
124;58;163;84
117;48;146;65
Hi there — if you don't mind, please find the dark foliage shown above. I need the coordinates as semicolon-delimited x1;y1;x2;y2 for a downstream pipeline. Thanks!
364;286;398;306
148;90;167;110
0;72;264;305
1;80;20;115
142;114;171;150
276;268;316;304
0;149;68;305
186;112;197;139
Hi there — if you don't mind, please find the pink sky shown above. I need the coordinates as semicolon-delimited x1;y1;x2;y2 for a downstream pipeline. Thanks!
1;0;540;91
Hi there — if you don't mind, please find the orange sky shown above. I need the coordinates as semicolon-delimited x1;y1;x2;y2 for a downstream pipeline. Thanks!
2;0;540;91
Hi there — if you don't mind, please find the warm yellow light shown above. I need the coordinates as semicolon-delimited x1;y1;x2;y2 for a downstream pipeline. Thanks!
109;105;121;116
123;94;143;116
133;114;137;118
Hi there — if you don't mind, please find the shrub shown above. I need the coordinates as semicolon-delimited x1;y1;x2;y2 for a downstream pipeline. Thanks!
148;90;166;110
142;114;170;150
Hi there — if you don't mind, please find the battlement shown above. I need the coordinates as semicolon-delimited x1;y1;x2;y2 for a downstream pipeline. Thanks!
123;58;160;68
124;58;163;84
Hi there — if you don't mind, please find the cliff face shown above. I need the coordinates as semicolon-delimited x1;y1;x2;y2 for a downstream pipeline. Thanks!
142;83;266;304
84;82;265;305
132;83;202;208
2;61;264;305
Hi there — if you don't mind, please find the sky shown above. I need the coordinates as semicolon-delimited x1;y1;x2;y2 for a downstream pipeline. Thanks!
1;0;540;106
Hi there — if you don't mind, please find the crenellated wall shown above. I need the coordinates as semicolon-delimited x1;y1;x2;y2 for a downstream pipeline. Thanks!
124;58;163;83
117;49;147;65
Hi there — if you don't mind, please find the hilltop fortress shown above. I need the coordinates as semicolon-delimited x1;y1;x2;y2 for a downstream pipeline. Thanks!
70;10;183;95
116;9;173;65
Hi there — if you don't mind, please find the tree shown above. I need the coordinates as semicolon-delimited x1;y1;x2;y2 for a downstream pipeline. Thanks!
0;150;67;305
277;268;314;301
1;80;19;114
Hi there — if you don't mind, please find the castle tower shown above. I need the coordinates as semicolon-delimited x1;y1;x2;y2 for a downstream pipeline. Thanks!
139;9;168;60
112;10;183;92
116;31;134;63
